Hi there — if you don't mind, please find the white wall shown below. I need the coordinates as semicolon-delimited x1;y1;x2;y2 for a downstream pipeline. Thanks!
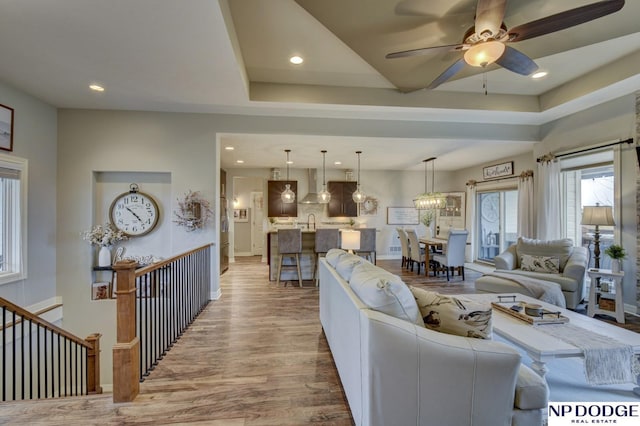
0;81;57;307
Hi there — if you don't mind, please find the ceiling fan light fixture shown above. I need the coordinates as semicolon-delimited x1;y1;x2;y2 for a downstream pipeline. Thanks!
463;41;505;67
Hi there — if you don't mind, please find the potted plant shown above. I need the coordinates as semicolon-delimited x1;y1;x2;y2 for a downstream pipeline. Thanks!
604;244;626;273
421;210;434;239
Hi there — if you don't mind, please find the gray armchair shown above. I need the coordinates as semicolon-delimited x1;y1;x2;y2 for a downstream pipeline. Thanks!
494;237;588;309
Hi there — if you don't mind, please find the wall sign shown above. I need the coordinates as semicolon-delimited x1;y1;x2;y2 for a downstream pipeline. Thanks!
0;104;14;152
387;207;419;225
483;161;514;180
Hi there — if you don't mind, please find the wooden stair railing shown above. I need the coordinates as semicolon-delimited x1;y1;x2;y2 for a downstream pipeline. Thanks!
1;297;101;401
113;244;212;403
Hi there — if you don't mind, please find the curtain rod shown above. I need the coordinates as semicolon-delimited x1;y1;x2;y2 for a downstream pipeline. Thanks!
536;138;633;162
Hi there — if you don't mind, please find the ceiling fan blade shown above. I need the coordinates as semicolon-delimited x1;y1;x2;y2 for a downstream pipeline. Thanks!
427;58;466;89
508;0;625;43
495;46;539;76
386;43;465;59
475;0;507;38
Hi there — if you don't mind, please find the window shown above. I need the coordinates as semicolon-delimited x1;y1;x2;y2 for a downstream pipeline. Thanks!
561;150;614;269
0;154;27;284
476;189;518;263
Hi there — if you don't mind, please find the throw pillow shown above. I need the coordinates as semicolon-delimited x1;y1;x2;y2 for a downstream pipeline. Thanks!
410;287;492;339
335;253;365;282
520;254;560;274
516;237;573;271
325;248;347;268
349;263;424;327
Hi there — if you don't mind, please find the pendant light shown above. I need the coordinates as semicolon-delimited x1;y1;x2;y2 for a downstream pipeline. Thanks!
413;157;445;210
281;149;295;204
352;151;366;203
317;150;331;204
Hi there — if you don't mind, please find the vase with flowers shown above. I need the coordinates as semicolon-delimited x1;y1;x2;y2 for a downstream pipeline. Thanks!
421;210;434;239
604;244;626;273
82;223;128;267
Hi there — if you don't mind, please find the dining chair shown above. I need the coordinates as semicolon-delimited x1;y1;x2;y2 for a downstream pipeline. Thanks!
432;229;469;281
406;228;426;275
396;228;411;269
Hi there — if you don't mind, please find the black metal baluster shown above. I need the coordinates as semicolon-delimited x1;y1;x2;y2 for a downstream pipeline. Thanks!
57;334;61;398
2;307;6;402
138;274;143;381
28;319;33;400
63;337;67;397
37;324;41;399
12;311;16;400
49;329;54;398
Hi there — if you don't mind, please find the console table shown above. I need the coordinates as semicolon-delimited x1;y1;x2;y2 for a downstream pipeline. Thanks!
587;268;625;323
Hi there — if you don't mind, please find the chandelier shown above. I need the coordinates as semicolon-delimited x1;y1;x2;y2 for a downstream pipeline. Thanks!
281;149;295;204
413;157;445;210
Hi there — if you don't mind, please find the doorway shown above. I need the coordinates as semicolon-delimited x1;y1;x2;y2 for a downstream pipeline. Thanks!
476;190;518;263
250;191;264;257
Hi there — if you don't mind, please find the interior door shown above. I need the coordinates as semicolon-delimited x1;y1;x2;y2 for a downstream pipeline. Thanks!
251;191;264;256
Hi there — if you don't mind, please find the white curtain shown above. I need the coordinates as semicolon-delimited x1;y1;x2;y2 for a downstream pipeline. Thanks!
517;171;534;238
536;157;561;240
465;182;477;262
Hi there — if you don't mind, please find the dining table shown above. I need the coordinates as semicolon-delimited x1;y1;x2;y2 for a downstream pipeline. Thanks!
418;237;447;276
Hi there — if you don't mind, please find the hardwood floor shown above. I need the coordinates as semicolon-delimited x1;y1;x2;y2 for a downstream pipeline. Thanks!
2;255;638;425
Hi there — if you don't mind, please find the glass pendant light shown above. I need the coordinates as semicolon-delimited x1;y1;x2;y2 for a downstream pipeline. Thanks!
413;157;445;210
317;150;331;204
352;151;366;203
281;149;295;204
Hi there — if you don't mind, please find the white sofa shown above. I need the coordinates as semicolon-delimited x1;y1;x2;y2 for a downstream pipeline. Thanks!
489;237;589;309
319;250;548;426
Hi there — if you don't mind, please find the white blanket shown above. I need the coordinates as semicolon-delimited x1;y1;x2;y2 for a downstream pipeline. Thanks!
484;272;566;308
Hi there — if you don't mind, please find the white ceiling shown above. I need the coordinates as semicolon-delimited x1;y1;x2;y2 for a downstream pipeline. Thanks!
0;0;638;171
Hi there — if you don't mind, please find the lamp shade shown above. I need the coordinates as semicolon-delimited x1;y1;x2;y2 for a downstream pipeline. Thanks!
341;230;361;252
581;205;615;226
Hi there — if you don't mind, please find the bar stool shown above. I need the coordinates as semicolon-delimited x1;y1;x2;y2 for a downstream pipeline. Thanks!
277;228;303;287
357;228;376;264
314;228;340;286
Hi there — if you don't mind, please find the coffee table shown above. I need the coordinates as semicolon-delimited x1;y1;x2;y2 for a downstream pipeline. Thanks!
465;293;640;383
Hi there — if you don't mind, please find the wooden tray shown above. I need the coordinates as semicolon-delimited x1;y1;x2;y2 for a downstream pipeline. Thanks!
491;300;569;325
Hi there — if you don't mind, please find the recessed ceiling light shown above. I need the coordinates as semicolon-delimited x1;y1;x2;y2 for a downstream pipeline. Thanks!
531;71;548;79
286;160;294;164
225;146;234;150
289;55;304;65
89;84;105;92
236;160;244;164
334;161;342;166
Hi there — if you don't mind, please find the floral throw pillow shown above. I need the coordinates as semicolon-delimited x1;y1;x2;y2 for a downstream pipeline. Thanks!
520;254;560;274
410;287;492;339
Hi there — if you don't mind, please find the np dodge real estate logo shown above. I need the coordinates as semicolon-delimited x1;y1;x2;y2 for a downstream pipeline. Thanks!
548;402;640;425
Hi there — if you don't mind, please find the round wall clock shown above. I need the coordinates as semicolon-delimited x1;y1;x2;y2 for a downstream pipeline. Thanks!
109;183;160;237
481;194;499;222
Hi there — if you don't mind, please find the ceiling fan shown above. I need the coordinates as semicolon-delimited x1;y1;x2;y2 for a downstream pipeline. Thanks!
386;0;625;89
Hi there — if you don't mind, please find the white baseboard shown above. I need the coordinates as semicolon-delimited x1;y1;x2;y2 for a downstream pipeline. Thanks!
210;288;222;300
234;252;254;257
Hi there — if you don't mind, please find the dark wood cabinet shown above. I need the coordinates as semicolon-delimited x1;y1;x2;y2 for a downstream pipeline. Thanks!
328;181;357;217
267;180;298;217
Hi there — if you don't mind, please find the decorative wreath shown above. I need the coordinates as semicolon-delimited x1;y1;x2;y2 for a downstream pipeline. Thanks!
174;190;214;231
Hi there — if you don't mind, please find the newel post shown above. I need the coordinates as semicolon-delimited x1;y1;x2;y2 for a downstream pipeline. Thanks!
85;333;103;394
112;259;140;403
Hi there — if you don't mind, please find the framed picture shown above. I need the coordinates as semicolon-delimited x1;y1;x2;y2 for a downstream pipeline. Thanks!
0;104;14;152
482;161;513;180
234;208;249;222
92;282;111;300
387;207;419;225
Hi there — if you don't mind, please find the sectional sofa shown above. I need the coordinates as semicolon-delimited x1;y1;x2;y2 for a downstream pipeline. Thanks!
319;249;548;426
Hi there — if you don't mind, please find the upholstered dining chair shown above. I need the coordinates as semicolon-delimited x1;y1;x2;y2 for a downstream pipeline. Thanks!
396;228;411;269
314;228;340;286
357;228;376;264
277;228;303;287
406;228;426;275
432;229;469;281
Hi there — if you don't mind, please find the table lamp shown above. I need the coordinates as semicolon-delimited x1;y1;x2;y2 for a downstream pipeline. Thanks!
341;230;361;254
581;204;614;269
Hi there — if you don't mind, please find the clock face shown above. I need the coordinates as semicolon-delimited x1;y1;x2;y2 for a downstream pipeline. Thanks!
109;191;159;237
481;194;499;222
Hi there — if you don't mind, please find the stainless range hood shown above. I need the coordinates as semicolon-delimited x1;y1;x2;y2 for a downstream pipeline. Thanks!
299;168;320;204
